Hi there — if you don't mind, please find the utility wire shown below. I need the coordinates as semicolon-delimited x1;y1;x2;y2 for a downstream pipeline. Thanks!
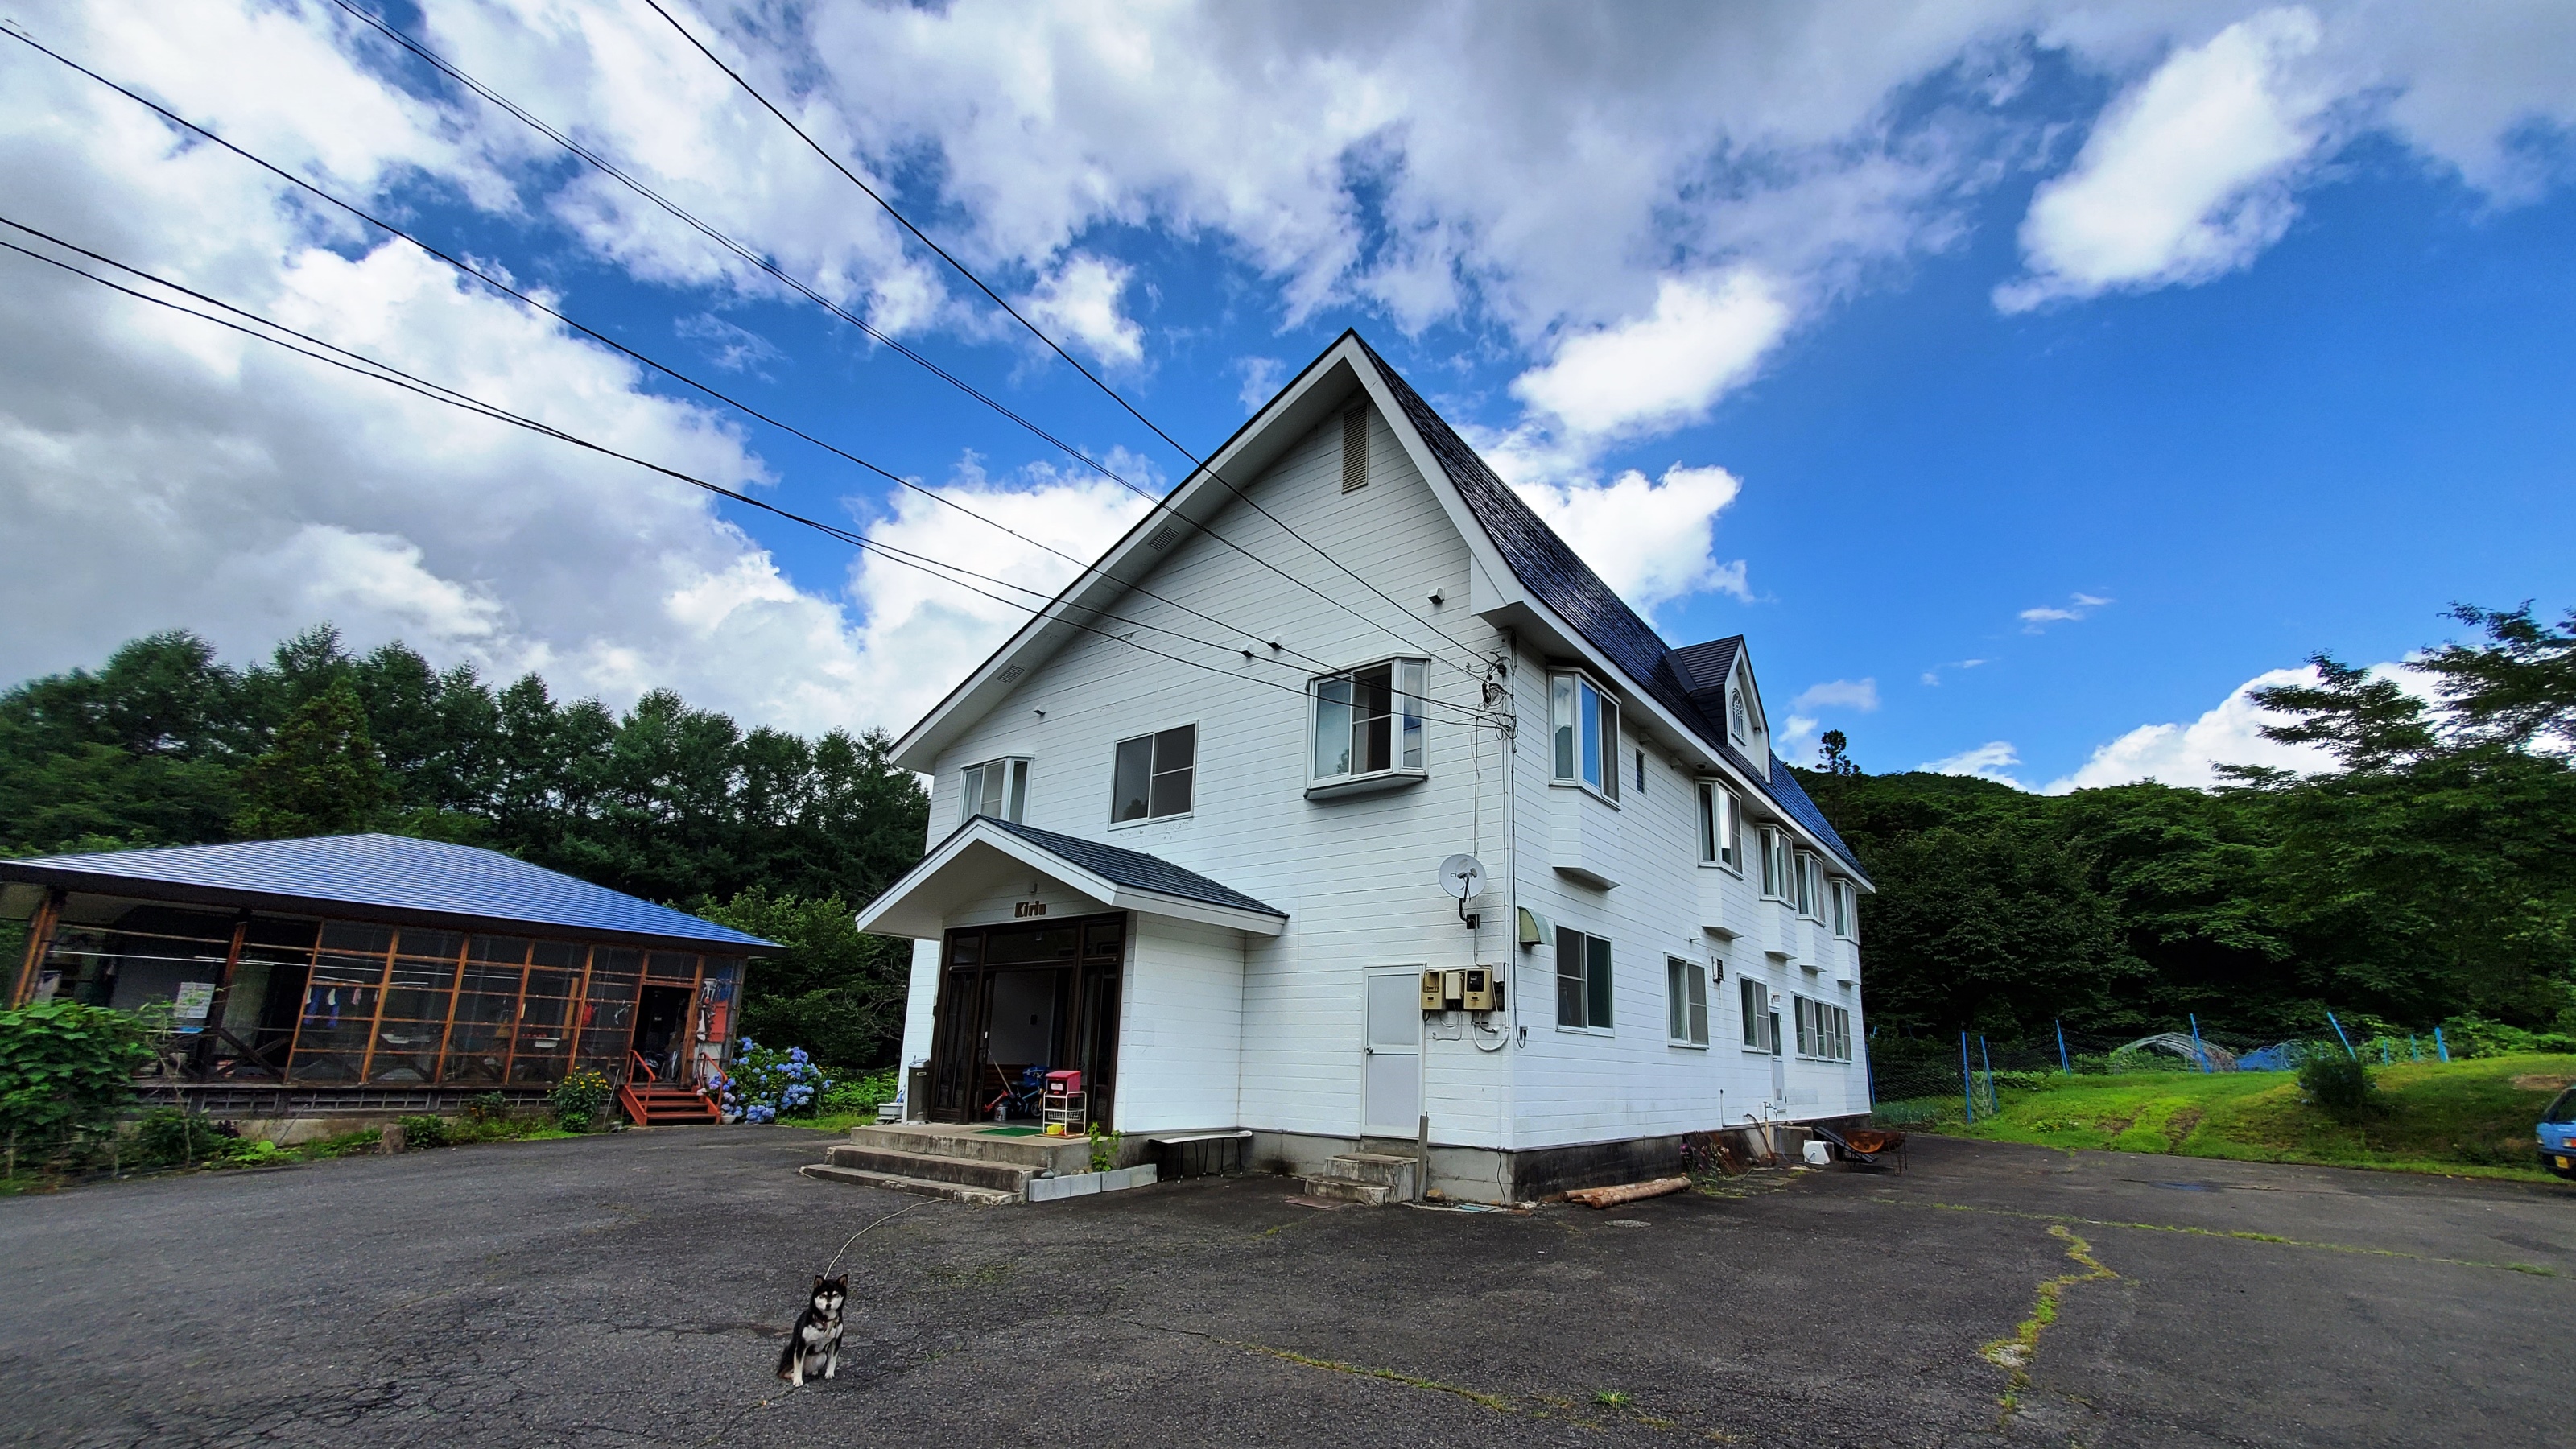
634;0;1503;679
320;0;1497;687
0;224;1509;733
0;21;1480;714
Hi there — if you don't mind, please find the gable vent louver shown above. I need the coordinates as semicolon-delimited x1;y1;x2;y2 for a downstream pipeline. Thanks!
1145;524;1179;551
1341;403;1370;492
997;664;1025;683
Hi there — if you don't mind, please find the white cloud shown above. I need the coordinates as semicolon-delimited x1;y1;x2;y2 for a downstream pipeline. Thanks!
1508;270;1794;438
2043;663;2343;792
1794;678;1881;713
1020;252;1145;365
2019;592;2113;632
1999;9;2334;311
1234;355;1286;411
1779;713;1823;760
1509;463;1749;617
1921;740;2032;789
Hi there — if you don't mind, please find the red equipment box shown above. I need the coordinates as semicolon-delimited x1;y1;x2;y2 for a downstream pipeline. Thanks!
1043;1069;1082;1097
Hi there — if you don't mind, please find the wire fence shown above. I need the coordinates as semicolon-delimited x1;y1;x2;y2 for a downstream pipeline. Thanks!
1864;1015;2468;1129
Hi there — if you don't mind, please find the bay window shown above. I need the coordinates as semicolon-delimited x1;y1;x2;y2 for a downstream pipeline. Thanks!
1311;658;1425;785
1831;878;1856;939
1549;670;1620;799
1757;827;1788;899
959;757;1030;826
1697;782;1741;869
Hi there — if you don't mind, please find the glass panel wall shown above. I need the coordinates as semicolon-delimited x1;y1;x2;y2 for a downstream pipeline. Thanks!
576;947;642;1073
510;940;582;1084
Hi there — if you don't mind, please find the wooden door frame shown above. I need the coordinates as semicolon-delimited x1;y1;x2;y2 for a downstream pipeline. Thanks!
927;914;1125;1127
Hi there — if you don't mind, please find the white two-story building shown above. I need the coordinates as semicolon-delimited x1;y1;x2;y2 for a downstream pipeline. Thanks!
861;331;1872;1201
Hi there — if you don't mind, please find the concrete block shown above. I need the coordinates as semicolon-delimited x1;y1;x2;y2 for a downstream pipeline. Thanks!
1026;1171;1104;1203
1101;1164;1158;1191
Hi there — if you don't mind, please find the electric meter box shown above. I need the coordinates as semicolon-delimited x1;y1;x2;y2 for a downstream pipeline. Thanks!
1461;967;1502;1012
1420;970;1445;1010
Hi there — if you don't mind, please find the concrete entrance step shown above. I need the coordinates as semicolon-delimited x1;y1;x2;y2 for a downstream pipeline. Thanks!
846;1122;1091;1174
825;1142;1038;1195
799;1163;1018;1206
1298;1151;1417;1205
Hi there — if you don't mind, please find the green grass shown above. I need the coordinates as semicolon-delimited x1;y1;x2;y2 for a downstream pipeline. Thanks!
1901;1053;2575;1182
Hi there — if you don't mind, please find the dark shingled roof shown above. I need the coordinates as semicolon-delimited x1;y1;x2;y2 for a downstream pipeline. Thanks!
0;834;775;950
1356;338;1868;881
980;819;1286;920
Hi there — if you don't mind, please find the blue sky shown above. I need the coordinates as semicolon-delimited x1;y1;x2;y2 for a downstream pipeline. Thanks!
2;1;2571;791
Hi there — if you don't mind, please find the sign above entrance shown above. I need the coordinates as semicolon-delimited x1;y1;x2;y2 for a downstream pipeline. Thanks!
1013;900;1047;919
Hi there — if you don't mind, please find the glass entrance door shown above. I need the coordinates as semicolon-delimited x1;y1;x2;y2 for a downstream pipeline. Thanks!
1362;969;1422;1137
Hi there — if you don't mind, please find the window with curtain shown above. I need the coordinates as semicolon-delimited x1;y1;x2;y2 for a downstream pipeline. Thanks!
1311;658;1425;783
1549;671;1620;799
1110;724;1195;824
1554;926;1614;1030
1666;956;1709;1046
960;757;1030;825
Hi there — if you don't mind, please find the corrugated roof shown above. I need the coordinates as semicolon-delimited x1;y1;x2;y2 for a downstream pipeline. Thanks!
981;819;1286;921
1357;339;1869;881
0;834;775;950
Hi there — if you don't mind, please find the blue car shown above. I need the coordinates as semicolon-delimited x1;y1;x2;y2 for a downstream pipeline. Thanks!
2542;1087;2576;1180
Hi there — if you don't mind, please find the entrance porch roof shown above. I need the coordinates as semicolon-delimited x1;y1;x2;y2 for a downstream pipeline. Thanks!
855;818;1288;940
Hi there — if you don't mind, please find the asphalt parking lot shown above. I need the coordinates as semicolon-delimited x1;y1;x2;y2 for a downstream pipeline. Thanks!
2;1129;2567;1447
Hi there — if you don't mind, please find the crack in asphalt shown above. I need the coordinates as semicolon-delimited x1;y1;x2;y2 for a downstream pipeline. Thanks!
1870;1196;2562;1276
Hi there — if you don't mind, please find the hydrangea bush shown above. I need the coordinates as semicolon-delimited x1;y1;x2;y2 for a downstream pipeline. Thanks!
711;1038;829;1124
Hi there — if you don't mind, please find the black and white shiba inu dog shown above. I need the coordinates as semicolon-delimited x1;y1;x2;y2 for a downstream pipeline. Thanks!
775;1274;847;1385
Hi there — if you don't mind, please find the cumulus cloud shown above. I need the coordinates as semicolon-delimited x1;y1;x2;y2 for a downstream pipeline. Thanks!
1999;9;2334;310
2043;663;2352;792
1234;355;1286;411
1921;740;2032;789
1508;270;1793;438
1509;463;1750;617
1020;252;1145;365
1793;678;1881;713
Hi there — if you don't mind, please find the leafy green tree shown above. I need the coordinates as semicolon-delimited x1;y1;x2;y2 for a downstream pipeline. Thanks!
700;887;911;1069
232;683;391;839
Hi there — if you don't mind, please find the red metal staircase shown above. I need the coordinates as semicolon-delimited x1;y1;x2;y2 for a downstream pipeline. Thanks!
617;1051;720;1126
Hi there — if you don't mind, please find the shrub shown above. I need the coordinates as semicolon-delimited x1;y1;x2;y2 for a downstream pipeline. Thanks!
818;1068;898;1117
550;1069;612;1133
463;1092;513;1124
131;1108;233;1167
1088;1124;1120;1174
0;1001;158;1176
2298;1051;2378;1123
710;1038;828;1124
396;1113;451;1150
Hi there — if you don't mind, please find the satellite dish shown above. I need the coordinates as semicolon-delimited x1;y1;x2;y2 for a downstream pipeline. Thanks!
1439;853;1486;900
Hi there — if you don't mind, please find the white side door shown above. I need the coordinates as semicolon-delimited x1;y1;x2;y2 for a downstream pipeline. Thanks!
1361;969;1422;1137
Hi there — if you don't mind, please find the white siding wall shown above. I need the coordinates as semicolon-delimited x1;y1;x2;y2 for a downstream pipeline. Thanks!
1115;917;1245;1131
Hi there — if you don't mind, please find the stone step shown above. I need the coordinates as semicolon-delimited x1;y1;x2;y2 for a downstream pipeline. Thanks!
827;1143;1038;1195
846;1124;1092;1174
1320;1152;1418;1189
1295;1175;1394;1206
799;1163;1018;1205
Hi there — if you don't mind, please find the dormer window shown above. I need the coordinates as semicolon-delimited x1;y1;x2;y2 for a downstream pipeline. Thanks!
960;757;1030;825
1729;687;1748;745
1549;670;1620;800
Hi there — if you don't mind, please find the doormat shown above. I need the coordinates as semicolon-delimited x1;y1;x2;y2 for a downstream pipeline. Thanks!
979;1125;1046;1137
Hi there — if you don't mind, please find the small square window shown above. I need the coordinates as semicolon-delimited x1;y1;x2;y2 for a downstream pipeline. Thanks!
1666;956;1709;1046
1111;724;1194;824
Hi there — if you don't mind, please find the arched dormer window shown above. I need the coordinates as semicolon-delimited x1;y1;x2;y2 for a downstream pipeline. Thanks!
1729;687;1749;745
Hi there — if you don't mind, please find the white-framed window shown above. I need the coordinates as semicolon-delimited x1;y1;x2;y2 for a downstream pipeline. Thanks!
1110;724;1195;824
1696;782;1741;869
1729;686;1749;745
1311;658;1425;784
1757;826;1789;900
1554;926;1614;1031
1549;670;1620;800
1739;977;1776;1053
1831;878;1856;939
1666;956;1709;1046
1793;849;1820;919
1794;994;1852;1061
959;757;1030;826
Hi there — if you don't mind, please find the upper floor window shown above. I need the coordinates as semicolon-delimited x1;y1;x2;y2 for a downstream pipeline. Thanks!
1111;724;1195;824
1830;878;1856;939
1555;926;1614;1031
1696;782;1741;869
1728;687;1749;745
1312;658;1424;783
1794;850;1820;919
960;757;1030;826
1550;670;1620;800
1757;826;1789;899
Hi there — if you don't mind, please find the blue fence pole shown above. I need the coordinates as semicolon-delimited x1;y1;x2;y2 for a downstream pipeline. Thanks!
2409;1034;2420;1063
2328;1011;2356;1060
1979;1034;1997;1116
1960;1032;1975;1124
2435;1026;2450;1063
2189;1013;2211;1072
2056;1018;2071;1075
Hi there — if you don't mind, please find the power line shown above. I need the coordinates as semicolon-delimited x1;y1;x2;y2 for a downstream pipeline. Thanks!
0;19;1491;711
318;0;1499;687
0;223;1509;735
634;0;1503;678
